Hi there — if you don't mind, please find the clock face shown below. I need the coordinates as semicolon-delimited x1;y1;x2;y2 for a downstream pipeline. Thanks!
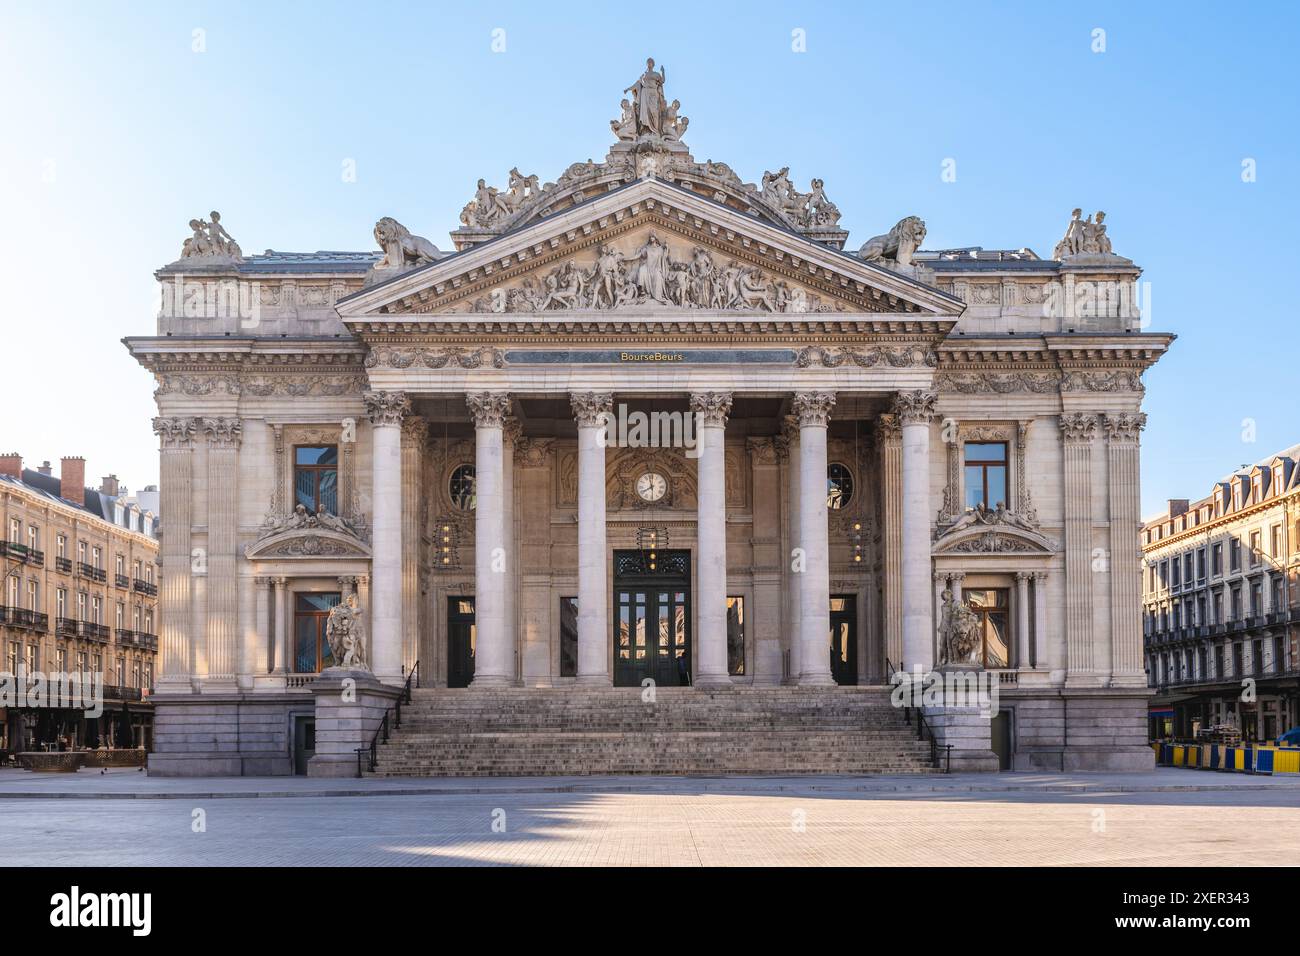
635;472;668;503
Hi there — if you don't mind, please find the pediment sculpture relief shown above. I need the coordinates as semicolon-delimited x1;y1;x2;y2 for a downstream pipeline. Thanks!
760;168;841;229
459;168;543;229
460;233;839;314
933;503;1053;555
257;502;370;544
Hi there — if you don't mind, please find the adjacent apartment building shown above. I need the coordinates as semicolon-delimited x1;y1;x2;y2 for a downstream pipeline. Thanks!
1142;443;1300;741
0;454;160;753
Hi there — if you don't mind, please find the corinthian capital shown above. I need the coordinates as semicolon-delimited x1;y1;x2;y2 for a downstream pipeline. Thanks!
202;417;243;449
793;391;836;427
152;416;198;449
466;392;512;428
1058;412;1099;443
364;390;411;427
570;391;613;428
891;389;937;426
1102;412;1147;444
689;391;733;428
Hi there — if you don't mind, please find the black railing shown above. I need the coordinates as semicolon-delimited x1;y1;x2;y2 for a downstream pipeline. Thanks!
356;661;420;776
0;607;48;631
54;618;110;642
900;704;952;773
55;617;79;638
114;573;130;589
132;578;158;596
116;629;159;651
55;556;72;573
102;685;144;702
77;563;106;583
0;541;44;566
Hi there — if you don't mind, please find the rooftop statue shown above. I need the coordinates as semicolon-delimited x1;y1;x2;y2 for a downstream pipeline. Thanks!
1052;208;1117;259
613;57;688;143
180;210;243;262
858;216;927;269
373;216;440;272
459;168;542;228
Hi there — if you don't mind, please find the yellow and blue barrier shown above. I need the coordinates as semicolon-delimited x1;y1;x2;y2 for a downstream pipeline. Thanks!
1155;741;1300;775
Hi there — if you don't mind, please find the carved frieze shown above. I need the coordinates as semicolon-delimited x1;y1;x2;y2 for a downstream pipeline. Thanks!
795;345;937;369
935;371;1059;394
1060;369;1144;393
364;347;506;370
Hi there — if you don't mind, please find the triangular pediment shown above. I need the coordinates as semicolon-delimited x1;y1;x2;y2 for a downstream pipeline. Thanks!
338;179;962;322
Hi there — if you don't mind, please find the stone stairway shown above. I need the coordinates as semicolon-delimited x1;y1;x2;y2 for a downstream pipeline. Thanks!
368;686;939;776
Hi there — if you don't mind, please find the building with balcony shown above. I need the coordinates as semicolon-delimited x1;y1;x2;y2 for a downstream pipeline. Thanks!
0;454;160;753
1142;443;1300;742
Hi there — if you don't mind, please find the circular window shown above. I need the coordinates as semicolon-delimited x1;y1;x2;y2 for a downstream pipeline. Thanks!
827;462;853;510
449;464;476;511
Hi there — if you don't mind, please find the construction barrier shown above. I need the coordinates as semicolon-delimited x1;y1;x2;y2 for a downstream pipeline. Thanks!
1155;742;1300;775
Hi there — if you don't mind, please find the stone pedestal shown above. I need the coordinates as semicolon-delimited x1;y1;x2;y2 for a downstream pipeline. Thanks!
923;705;1000;772
307;667;402;778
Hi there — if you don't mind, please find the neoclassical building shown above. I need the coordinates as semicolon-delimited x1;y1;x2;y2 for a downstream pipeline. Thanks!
128;63;1170;774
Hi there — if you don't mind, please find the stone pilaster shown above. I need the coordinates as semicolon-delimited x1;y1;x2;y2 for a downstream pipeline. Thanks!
1016;570;1032;669
691;391;733;687
273;576;290;675
152;417;197;689
1059;412;1100;685
252;576;271;675
780;415;802;682
1033;571;1049;671
571;392;613;686
202;417;241;688
747;436;783;685
877;413;903;671
516;437;556;686
503;415;521;684
793;391;835;686
1104;412;1147;686
365;389;410;683
895;389;937;673
467;392;512;687
400;415;427;677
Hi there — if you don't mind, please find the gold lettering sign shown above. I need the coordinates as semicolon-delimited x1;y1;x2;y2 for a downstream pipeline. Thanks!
619;351;685;363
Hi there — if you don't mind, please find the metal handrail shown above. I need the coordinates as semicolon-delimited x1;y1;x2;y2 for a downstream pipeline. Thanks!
355;660;419;776
885;658;952;773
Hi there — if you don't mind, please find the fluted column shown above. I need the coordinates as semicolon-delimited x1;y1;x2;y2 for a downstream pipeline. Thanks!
253;576;271;673
1105;412;1148;686
782;415;802;682
1060;413;1099;685
503;415;520;684
794;391;836;686
152;417;197;689
692;391;733;687
878;413;903;671
1016;571;1032;669
571;392;613;685
1033;571;1048;670
365;390;410;683
273;576;290;675
896;389;938;673
202;417;241;688
468;392;512;687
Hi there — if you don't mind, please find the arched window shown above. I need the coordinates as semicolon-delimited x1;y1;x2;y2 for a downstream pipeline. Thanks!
449;464;476;511
827;463;854;510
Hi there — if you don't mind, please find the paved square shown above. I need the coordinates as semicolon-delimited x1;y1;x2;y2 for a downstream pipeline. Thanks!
1;770;1298;866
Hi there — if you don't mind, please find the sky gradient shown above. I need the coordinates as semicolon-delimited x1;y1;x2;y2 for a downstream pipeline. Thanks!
1;1;1295;514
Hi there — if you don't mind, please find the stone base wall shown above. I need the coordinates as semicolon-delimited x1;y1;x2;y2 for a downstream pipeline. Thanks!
923;705;999;772
147;692;314;777
308;669;401;778
1004;688;1155;771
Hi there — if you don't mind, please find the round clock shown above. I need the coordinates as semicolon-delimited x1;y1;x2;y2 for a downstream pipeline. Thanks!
635;472;668;503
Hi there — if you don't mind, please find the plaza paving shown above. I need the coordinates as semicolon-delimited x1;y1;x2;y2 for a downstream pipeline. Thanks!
0;769;1297;866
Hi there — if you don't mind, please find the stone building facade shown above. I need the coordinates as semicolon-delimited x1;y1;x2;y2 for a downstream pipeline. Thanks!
127;64;1171;775
0;455;159;752
1142;444;1299;741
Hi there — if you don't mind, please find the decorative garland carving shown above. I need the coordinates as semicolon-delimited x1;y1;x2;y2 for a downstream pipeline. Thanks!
794;345;938;369
935;371;1059;394
364;346;507;370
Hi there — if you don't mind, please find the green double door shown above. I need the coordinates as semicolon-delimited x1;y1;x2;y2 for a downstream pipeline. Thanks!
613;550;691;687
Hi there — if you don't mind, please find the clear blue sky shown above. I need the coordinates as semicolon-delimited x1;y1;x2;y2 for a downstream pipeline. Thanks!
1;1;1295;514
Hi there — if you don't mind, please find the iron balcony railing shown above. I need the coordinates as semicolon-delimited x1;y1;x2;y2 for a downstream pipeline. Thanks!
114;573;130;589
77;562;107;583
101;685;144;702
115;629;158;651
0;607;49;632
55;556;72;573
132;578;158;596
0;541;44;566
54;618;110;643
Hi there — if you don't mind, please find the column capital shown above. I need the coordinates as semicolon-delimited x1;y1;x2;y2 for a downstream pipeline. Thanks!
1015;570;1033;583
364;390;411;427
792;391;835;427
502;413;523;447
1101;411;1147;444
570;391;613;427
1058;412;1099;443
948;571;966;584
253;576;271;589
401;414;429;448
746;436;780;465
272;575;288;589
1032;570;1049;583
152;416;198;449
876;412;901;442
934;570;950;583
690;391;733;427
891;389;938;426
466;392;512;428
201;417;243;449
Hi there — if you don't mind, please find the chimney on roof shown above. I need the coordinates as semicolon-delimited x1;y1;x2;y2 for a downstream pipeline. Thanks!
100;474;120;497
0;453;20;480
60;456;86;507
38;461;52;476
1167;498;1189;517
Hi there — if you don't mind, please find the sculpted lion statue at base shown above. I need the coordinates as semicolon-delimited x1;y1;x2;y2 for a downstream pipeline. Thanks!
857;215;927;268
374;217;441;271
